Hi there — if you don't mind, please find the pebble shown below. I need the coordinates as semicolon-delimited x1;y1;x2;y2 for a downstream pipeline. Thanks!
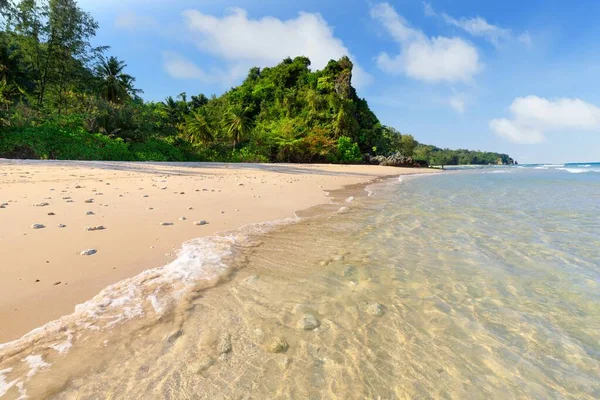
58;224;66;228
187;207;193;210
80;249;97;256
142;194;149;198
85;226;106;231
34;202;49;207
160;222;173;226
179;217;186;221
31;224;45;229
66;200;74;203
297;313;320;330
84;199;94;203
217;333;232;354
194;220;207;226
85;211;94;215
267;336;289;353
366;303;384;317
53;281;61;286
47;212;55;216
147;207;154;210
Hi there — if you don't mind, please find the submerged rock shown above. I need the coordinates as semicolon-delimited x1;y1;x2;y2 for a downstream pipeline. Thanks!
217;333;232;354
366;302;384;317
343;266;356;277
297;313;320;331
80;249;97;256
267;336;289;353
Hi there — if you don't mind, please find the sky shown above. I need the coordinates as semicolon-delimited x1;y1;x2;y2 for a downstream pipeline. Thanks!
78;0;600;164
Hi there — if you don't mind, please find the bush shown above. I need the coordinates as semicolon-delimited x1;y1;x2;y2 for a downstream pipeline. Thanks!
331;136;362;164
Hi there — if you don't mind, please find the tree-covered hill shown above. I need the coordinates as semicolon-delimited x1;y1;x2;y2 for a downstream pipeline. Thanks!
0;0;515;165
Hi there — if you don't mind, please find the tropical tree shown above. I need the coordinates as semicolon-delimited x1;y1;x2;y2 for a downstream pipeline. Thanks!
184;107;213;145
223;105;252;150
95;56;141;103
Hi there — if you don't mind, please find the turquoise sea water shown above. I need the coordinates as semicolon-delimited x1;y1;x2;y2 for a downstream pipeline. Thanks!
1;163;599;399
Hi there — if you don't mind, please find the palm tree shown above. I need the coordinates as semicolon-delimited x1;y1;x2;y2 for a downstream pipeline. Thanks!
95;56;142;103
184;107;213;145
223;105;252;151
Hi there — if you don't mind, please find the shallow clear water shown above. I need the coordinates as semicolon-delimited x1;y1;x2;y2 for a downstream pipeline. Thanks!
1;165;599;399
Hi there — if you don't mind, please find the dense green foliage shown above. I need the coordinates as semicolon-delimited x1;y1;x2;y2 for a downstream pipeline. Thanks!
0;0;515;165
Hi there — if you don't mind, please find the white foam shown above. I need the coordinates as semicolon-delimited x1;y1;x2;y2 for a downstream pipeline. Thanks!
23;355;50;378
557;168;590;174
0;368;17;398
0;217;299;361
542;164;564;168
485;170;511;174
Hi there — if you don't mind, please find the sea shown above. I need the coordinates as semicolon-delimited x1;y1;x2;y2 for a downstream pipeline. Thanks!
0;163;599;399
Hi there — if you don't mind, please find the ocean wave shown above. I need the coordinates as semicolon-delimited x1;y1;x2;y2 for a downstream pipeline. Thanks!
557;168;592;174
485;170;512;174
542;164;565;168
0;217;299;397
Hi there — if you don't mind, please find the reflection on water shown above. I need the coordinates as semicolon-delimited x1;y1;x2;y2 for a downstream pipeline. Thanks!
1;169;599;399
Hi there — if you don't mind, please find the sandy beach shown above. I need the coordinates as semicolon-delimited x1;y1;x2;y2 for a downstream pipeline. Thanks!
0;160;435;343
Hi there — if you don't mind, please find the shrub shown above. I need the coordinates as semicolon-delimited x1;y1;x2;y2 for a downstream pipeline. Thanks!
332;136;362;164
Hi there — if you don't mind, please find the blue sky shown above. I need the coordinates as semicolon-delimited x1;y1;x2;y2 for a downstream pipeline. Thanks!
79;0;600;163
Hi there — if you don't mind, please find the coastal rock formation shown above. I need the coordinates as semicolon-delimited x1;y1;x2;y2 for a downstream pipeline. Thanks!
366;152;428;168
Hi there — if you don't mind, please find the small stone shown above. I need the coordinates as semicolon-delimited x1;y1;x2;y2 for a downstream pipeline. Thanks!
62;197;71;200
238;183;244;186
142;194;149;198
66;200;74;203
80;249;97;256
267;336;288;353
53;281;61;286
187;207;193;210
0;205;5;209
47;212;55;216
297;313;320;331
58;224;66;228
85;226;106;232
366;303;384;317
179;192;185;195
217;333;232;354
160;222;173;226
194;220;207;226
179;216;186;221
147;207;153;210
34;202;49;207
85;211;94;215
220;211;225;214
84;199;94;203
31;224;45;229
160;187;167;190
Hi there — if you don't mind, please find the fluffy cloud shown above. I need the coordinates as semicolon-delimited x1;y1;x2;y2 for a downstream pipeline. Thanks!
176;8;371;88
490;96;600;144
371;3;481;84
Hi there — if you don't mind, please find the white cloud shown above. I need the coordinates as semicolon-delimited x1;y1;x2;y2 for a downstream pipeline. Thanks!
371;3;481;84
490;96;600;144
162;52;247;85
114;12;158;31
449;95;466;113
441;14;510;47
179;8;372;88
424;2;530;48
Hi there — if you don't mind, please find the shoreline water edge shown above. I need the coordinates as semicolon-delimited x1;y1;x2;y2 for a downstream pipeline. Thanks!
0;160;439;345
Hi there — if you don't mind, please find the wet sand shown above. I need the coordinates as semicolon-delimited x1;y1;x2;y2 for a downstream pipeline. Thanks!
0;160;436;343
